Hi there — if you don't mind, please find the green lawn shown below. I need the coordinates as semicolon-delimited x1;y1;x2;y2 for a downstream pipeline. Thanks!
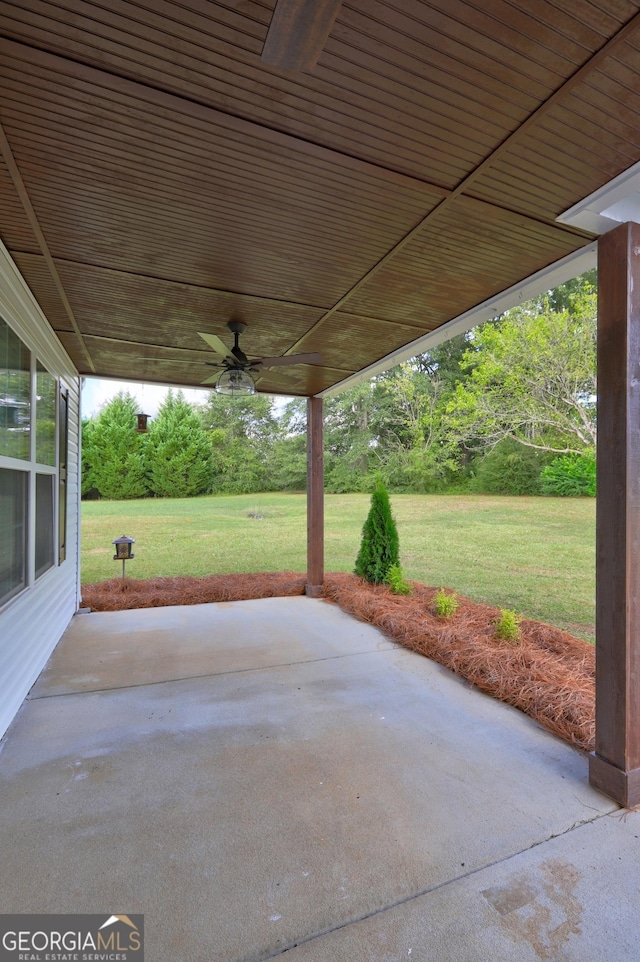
81;493;596;641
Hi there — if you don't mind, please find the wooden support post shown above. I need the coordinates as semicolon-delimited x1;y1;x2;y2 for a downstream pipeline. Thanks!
589;221;640;807
306;396;324;597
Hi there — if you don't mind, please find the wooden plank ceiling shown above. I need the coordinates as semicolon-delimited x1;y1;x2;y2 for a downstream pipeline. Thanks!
1;0;639;396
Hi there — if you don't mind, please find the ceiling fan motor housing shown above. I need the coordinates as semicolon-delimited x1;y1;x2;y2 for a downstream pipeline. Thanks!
227;320;247;336
228;320;249;364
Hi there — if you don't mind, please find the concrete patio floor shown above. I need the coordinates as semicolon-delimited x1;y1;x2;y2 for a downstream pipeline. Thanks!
1;595;639;961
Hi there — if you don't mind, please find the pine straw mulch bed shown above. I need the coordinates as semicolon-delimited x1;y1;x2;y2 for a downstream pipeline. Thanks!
81;572;595;754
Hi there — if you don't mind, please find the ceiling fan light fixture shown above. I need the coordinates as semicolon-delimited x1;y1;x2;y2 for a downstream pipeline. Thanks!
215;368;256;396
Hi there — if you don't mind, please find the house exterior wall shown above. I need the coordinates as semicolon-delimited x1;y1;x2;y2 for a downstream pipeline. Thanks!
0;241;81;739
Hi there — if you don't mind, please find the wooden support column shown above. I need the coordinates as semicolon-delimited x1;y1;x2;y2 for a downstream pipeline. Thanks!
589;221;640;807
306;396;324;597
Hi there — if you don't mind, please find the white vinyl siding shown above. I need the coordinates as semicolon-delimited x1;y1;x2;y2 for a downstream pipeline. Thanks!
0;241;81;740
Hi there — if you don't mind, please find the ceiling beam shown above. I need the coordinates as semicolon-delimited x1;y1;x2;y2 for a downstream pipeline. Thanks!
261;0;343;72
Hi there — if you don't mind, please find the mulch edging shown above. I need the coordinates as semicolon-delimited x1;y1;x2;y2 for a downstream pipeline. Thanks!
81;572;595;753
82;572;307;609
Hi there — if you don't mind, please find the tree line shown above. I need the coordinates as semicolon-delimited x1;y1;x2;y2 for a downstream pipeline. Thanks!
82;272;597;500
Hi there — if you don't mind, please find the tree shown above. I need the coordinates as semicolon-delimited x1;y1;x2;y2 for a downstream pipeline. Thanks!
446;290;597;456
415;332;476;388
83;392;149;499
546;268;597;313
198;392;279;493
374;362;463;491
146;390;213;497
354;479;400;583
470;438;546;495
324;382;380;492
267;398;308;491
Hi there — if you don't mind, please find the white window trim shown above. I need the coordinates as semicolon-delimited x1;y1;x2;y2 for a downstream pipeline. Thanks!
1;323;62;607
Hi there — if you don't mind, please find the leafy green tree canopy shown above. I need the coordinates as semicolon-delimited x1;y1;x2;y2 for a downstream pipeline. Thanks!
447;288;597;456
198;392;279;494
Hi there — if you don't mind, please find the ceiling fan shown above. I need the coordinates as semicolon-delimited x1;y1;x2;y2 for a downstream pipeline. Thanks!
198;320;322;395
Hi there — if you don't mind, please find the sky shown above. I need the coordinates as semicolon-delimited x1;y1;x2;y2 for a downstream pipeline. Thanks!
81;377;289;420
81;377;211;419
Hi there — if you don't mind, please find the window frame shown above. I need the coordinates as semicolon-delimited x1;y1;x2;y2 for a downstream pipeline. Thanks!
0;315;68;610
0;465;29;606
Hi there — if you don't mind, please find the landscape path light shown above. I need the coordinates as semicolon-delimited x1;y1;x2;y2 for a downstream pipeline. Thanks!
112;534;135;579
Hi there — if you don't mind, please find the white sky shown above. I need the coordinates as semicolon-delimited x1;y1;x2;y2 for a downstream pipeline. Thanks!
81;377;211;419
81;377;289;419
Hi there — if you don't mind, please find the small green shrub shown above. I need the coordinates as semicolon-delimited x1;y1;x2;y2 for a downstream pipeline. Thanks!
433;588;459;618
469;438;544;495
494;608;521;645
540;453;596;497
386;564;411;595
354;479;400;584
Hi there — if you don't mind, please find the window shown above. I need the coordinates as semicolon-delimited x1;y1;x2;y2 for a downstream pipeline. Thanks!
0;318;30;461
36;362;56;465
0;316;68;607
0;468;28;603
35;474;55;578
34;361;56;580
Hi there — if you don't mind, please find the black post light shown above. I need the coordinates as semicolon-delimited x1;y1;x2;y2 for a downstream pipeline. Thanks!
112;534;135;579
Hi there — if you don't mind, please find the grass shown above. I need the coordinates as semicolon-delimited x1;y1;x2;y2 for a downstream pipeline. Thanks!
81;493;595;641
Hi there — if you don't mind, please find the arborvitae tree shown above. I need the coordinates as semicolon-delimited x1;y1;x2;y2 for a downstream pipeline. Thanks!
85;392;149;499
146;390;213;497
354;479;400;584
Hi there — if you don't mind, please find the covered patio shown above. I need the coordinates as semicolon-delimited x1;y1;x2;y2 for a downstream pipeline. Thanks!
3;0;640;897
3;595;638;961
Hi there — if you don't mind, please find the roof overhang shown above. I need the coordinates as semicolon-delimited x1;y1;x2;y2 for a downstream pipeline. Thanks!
558;159;640;237
320;242;598;397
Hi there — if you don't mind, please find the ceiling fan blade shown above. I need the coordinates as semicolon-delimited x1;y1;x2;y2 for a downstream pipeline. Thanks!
255;370;302;387
201;372;222;385
133;356;189;363
198;332;232;357
256;352;322;368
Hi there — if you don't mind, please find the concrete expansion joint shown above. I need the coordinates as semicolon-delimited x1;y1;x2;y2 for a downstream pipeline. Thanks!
521;809;618;854
28;646;392;700
252;809;617;962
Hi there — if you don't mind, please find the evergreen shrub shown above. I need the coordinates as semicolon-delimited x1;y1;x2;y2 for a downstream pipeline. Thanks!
83;393;149;500
386;564;411;595
494;609;521;645
146;390;213;498
540;453;596;497
470;438;544;495
433;588;459;618
354;480;400;584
